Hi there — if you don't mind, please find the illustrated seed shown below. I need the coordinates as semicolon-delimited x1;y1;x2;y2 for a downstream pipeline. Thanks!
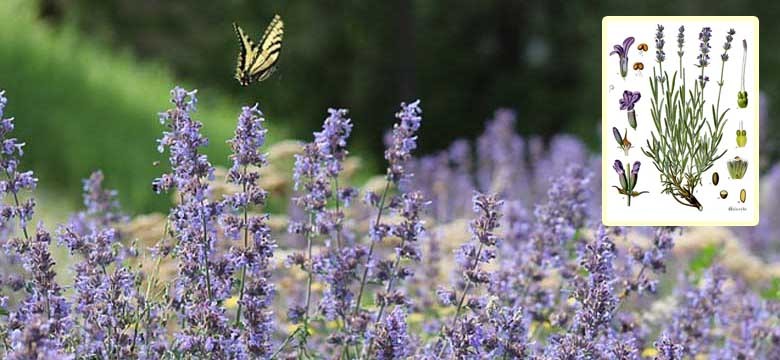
740;189;746;203
720;190;728;199
712;172;719;186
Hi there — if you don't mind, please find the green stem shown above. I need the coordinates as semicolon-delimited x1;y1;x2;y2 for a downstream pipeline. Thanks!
436;242;485;358
234;165;250;327
353;181;392;317
201;204;213;301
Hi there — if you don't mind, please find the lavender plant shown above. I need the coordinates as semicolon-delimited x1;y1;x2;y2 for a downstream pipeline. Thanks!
642;26;732;211
0;83;778;360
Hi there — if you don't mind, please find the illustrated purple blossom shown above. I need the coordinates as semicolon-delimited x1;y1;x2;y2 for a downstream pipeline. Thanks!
677;26;685;57
619;90;641;111
619;90;641;129
720;28;736;61
223;103;276;357
610;36;635;78
612;160;647;206
696;27;712;68
655;24;666;62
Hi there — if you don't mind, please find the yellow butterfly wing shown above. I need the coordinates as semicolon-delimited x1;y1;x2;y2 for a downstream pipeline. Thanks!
233;15;284;86
249;14;284;82
233;22;258;85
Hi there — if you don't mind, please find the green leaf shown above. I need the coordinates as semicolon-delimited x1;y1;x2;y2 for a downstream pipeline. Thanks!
0;307;8;316
689;244;721;276
760;277;780;301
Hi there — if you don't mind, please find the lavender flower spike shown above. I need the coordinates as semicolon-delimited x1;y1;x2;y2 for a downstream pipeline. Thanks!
386;100;422;184
619;90;641;129
610;36;635;78
655;24;666;63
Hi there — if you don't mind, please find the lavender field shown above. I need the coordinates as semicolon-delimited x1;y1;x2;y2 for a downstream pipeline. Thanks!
0;85;778;359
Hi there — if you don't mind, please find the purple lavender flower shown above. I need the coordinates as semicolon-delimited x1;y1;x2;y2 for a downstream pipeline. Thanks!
663;266;726;357
487;303;528;358
531;165;591;264
368;307;411;359
57;172;140;357
571;225;617;338
314;108;352;176
440;192;503;355
385;100;422;184
7;314;70;359
154;87;235;357
610;36;635;78
627;227;677;295
223;103;276;357
0;91;69;356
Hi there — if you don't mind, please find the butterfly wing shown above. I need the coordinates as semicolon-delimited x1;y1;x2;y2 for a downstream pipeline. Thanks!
233;22;258;85
248;14;284;83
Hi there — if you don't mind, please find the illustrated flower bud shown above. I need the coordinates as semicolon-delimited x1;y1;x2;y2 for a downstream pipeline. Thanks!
630;161;640;191
619;90;641;130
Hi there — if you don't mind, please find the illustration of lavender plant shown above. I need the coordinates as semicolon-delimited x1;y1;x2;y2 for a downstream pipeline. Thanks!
642;26;732;211
612;160;648;206
610;36;635;78
619;90;641;129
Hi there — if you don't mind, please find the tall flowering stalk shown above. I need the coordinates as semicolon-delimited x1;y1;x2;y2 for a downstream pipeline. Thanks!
285;108;362;355
439;192;503;356
353;101;422;318
153;87;236;357
661;267;726;357
354;101;423;356
643;26;729;211
222;104;275;356
0;90;70;358
57;171;140;358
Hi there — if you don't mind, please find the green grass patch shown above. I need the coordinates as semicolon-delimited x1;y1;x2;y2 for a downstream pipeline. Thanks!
0;0;288;213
